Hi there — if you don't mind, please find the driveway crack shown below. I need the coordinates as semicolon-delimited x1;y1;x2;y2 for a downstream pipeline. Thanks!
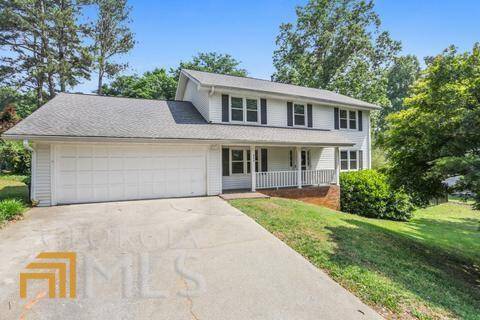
180;276;200;320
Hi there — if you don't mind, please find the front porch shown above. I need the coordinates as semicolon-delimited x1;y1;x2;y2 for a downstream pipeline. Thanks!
221;145;341;192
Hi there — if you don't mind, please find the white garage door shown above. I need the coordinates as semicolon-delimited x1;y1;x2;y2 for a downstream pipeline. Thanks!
55;144;207;204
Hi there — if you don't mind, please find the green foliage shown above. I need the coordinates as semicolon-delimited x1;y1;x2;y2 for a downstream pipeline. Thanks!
371;145;387;170
272;0;401;107
340;170;414;221
0;88;38;119
377;55;420;132
92;0;135;94
171;52;247;81
0;0;92;102
0;198;25;221
433;154;480;210
0;141;31;175
102;68;177;100
104;52;248;100
381;44;480;207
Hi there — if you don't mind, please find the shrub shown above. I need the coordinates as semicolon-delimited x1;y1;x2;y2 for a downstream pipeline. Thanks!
340;170;415;221
0;141;31;175
0;199;25;221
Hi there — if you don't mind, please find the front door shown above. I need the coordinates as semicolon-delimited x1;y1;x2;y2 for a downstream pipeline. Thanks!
301;150;308;170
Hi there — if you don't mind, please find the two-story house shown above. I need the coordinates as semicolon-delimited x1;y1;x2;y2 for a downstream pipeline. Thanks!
3;69;379;206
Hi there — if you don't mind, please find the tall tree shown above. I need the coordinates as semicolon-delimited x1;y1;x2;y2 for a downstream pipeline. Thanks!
171;52;247;81
91;0;134;95
0;0;91;104
102;68;177;100
51;0;91;92
382;45;480;207
0;0;51;105
376;55;420;131
272;0;400;107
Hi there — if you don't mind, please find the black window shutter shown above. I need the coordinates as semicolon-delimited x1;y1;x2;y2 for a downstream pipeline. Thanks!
358;150;364;169
260;98;267;124
307;104;313;128
287;102;293;126
222;94;229;122
261;149;268;172
222;148;230;176
334;107;339;129
358;110;363;131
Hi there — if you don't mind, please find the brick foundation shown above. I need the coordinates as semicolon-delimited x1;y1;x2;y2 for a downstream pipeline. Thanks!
259;185;340;211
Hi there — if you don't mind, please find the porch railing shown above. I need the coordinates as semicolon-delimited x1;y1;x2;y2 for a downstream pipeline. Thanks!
302;169;336;186
255;169;336;189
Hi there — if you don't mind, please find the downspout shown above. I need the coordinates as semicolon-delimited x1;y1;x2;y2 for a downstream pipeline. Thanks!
23;139;36;203
209;86;215;96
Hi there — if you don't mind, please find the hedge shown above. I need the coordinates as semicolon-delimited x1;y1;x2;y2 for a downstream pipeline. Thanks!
340;170;415;221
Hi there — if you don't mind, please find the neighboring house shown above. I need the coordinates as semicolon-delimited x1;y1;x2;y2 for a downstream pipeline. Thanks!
3;70;379;206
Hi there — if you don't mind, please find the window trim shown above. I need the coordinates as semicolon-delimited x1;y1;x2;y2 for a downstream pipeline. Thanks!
229;147;261;175
229;96;260;124
340;149;360;171
292;102;307;127
230;148;246;174
338;108;358;130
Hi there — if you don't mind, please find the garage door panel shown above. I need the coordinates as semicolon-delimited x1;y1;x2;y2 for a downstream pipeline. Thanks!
56;144;207;204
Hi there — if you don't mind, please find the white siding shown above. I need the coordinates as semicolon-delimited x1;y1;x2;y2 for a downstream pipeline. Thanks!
222;175;251;190
312;148;335;170
267;147;292;171
183;79;210;121
35;143;52;206
207;145;222;195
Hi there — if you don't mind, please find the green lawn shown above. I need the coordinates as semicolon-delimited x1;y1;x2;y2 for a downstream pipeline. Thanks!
0;175;29;224
0;174;29;203
230;198;480;320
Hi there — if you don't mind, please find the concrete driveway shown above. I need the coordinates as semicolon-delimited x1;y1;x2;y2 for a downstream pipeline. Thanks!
0;197;381;320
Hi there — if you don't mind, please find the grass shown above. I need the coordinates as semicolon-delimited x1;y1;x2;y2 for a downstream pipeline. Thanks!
0;174;29;224
230;198;480;320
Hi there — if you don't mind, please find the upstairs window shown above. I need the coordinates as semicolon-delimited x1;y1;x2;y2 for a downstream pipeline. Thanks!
231;97;244;121
294;104;305;126
246;99;258;122
230;96;259;123
349;111;357;129
339;109;357;129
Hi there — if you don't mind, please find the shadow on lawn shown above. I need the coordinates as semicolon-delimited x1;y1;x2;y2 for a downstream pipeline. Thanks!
325;218;480;319
0;185;29;202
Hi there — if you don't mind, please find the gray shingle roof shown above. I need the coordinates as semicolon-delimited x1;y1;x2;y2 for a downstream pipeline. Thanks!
3;93;354;146
182;69;380;110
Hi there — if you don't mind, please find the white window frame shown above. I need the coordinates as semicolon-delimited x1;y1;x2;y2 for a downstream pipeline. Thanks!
340;149;359;171
292;102;307;127
229;148;261;175
230;148;246;175
230;97;244;122
339;108;358;130
230;96;260;124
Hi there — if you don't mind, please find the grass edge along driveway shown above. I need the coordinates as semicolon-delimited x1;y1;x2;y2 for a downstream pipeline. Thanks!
230;198;480;320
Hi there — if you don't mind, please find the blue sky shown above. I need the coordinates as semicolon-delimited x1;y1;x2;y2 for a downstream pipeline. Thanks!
76;0;480;92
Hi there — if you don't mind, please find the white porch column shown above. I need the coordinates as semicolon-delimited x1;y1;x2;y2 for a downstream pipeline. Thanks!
335;147;340;185
296;146;302;189
250;145;256;192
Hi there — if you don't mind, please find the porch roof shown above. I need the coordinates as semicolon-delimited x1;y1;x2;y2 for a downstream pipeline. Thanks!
4;93;354;147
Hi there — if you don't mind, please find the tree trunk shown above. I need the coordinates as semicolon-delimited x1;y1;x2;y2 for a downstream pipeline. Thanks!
97;67;104;95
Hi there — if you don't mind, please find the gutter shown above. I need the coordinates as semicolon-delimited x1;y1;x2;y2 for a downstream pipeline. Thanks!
5;134;355;147
23;139;36;203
